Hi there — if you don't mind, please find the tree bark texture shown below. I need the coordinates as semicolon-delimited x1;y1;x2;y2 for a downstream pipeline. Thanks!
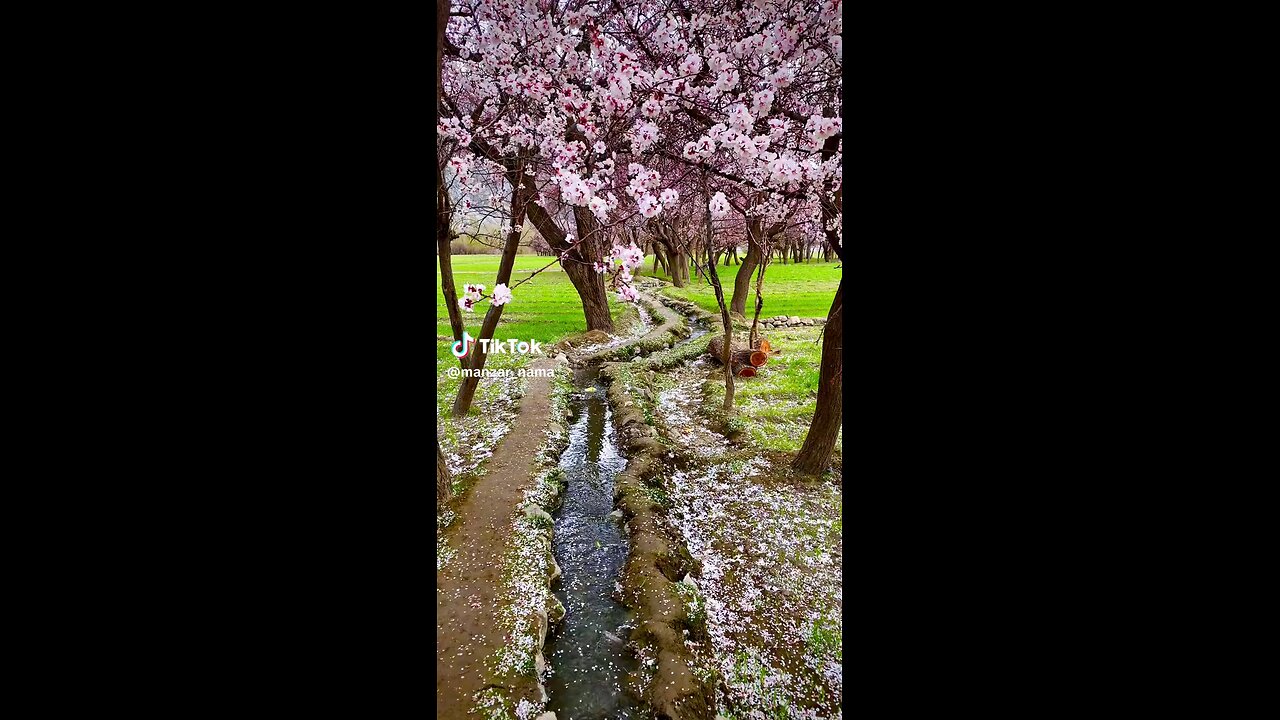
793;275;843;473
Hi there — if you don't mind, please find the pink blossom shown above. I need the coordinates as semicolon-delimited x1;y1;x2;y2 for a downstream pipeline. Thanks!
589;196;609;221
709;192;730;219
637;193;662;218
491;283;512;306
751;89;775;117
678;53;703;75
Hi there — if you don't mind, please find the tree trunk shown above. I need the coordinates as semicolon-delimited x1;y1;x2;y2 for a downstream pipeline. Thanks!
793;276;843;474
671;250;689;287
730;220;764;315
702;178;734;412
437;163;466;349
653;243;670;276
437;430;451;511
435;0;465;352
570;204;614;331
748;254;768;349
793;107;844;470
564;259;613;331
709;266;733;411
731;209;789;314
453;176;528;417
435;0;450;101
525;200;614;332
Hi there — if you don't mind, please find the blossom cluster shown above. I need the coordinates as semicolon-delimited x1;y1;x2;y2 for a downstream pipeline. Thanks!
458;283;484;313
806;116;843;145
439;0;843;290
709;192;730;219
594;242;646;302
457;282;513;313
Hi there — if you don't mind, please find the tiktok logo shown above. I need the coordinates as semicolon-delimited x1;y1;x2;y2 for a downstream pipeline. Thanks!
450;332;542;358
451;331;475;358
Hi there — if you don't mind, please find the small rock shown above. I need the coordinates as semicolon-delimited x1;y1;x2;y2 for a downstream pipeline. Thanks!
610;509;624;518
802;319;815;326
523;504;553;524
555;353;567;362
788;315;801;325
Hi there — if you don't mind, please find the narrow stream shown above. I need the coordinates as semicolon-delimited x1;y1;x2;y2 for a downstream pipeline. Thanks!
545;363;642;719
545;311;709;719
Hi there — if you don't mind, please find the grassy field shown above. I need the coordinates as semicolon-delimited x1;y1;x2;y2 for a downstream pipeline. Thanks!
436;254;636;420
436;254;841;446
437;255;616;346
636;255;841;318
435;255;634;368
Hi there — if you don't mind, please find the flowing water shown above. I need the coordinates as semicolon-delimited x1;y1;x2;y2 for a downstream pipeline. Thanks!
545;364;642;719
545;314;709;718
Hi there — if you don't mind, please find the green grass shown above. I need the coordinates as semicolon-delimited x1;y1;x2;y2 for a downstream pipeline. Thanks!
808;613;842;663
701;326;842;455
436;254;630;363
636;254;841;318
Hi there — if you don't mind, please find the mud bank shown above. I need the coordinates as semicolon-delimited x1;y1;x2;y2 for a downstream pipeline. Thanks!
596;304;718;720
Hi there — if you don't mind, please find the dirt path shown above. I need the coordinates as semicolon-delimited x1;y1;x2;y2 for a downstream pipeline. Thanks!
436;287;687;718
436;356;557;719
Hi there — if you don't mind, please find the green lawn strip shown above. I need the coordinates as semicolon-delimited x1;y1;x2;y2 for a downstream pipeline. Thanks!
697;326;841;454
637;255;841;318
437;258;634;350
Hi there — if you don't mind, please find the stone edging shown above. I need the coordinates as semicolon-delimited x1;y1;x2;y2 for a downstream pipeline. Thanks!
578;287;689;365
597;332;716;719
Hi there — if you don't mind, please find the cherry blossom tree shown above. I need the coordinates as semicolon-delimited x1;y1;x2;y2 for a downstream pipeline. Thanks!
437;0;843;469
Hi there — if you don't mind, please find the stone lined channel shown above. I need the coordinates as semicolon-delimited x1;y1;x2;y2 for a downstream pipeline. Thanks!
545;363;642;719
545;304;708;719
